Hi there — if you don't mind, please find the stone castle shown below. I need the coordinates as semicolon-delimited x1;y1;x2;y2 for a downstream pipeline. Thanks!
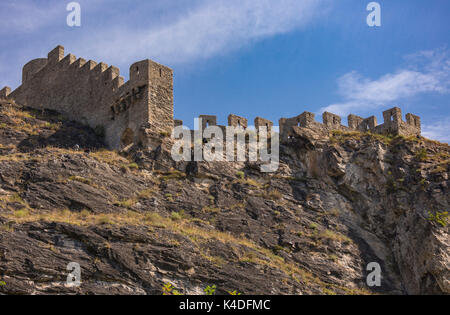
0;45;421;149
0;46;173;149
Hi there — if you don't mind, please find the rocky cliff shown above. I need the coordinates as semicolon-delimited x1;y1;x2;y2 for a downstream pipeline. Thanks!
0;100;448;295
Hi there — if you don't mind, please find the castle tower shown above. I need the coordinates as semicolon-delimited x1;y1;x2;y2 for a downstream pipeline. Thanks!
128;60;174;137
7;45;174;149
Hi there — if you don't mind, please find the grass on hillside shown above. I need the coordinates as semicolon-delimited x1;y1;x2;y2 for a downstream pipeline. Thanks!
0;208;370;295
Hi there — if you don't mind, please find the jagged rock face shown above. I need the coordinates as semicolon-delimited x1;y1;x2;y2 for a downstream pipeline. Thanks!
286;129;449;294
0;101;448;295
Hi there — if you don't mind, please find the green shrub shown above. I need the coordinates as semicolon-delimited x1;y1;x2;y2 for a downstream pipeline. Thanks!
416;149;428;161
97;215;112;225
13;209;29;218
145;212;163;224
171;211;182;221
428;211;448;227
113;198;136;209
138;189;155;200
266;189;282;201
128;163;139;170
165;193;174;202
160;132;171;138
80;209;91;219
159;170;186;181
204;285;217;296
162;283;182;295
202;206;220;213
69;176;92;185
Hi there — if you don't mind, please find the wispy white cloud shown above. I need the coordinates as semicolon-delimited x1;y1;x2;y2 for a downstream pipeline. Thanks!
0;0;109;34
422;117;450;143
77;0;328;64
0;2;62;34
0;0;329;88
321;48;450;116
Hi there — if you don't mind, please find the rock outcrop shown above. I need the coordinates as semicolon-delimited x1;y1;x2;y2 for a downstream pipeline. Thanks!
0;100;448;295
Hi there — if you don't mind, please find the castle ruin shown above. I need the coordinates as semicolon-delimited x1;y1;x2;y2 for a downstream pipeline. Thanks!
0;45;421;149
278;108;421;142
0;46;173;149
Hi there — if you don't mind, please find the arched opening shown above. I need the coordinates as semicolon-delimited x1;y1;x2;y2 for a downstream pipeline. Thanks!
121;128;135;148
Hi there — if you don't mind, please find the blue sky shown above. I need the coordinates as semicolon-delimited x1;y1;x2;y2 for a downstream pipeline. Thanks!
0;0;449;142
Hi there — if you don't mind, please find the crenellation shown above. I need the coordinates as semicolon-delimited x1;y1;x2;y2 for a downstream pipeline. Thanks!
299;111;317;128
383;107;403;125
47;45;64;64
359;116;377;132
3;45;422;150
93;62;108;76
199;115;217;131
323;112;342;129
112;76;125;90
7;45;174;149
61;54;76;67
406;113;421;129
72;58;86;69
348;114;364;130
228;114;248;129
104;66;120;81
255;117;273;131
82;60;98;72
279;107;421;142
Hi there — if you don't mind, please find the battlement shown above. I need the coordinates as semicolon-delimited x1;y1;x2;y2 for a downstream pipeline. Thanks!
185;114;274;132
3;45;173;149
279;107;421;141
1;45;422;151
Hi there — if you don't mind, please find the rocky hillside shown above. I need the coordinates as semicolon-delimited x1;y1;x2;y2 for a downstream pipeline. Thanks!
0;100;448;295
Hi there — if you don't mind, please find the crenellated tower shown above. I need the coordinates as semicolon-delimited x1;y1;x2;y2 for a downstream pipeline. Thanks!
1;45;173;149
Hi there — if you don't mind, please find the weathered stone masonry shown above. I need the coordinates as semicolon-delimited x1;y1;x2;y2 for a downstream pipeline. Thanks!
1;45;173;149
278;108;421;142
1;45;422;149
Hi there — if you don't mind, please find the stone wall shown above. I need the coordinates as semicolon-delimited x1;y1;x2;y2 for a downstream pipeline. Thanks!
228;114;248;129
1;45;173;149
0;45;422;149
279;107;421;142
188;114;274;137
